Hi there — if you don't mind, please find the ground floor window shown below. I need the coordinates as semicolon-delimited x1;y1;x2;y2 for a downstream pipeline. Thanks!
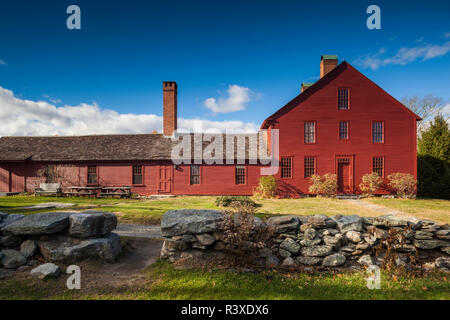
235;165;246;184
190;165;201;185
132;165;143;185
373;157;384;177
281;157;292;178
304;157;316;178
87;165;98;185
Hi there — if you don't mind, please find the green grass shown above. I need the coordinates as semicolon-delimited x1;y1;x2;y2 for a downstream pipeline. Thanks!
365;198;450;224
0;261;449;300
1;195;449;225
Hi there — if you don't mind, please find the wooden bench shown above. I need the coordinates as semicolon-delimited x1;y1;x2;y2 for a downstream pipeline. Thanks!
35;183;62;197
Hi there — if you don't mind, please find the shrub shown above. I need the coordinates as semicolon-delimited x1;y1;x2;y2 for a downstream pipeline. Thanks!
253;175;277;198
359;172;383;196
308;173;338;197
215;196;256;208
387;173;417;198
417;155;450;199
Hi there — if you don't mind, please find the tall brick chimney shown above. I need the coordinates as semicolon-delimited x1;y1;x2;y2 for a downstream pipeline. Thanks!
162;81;177;136
320;55;338;78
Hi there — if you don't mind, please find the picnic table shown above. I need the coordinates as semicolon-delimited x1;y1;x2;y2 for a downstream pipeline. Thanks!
100;186;132;198
66;186;103;198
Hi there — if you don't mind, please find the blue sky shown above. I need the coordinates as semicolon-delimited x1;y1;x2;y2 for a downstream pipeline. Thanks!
0;0;449;135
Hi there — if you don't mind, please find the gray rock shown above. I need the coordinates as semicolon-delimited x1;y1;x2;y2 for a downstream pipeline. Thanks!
266;255;279;268
161;209;223;236
17;265;32;273
380;214;420;227
413;239;449;250
301;245;333;257
0;249;26;269
436;230;450;240
323;235;341;246
333;215;363;232
280;257;296;268
322;253;346;267
21;203;75;210
3;212;73;235
358;254;376;266
435;257;450;270
394;243;417;253
30;263;61;279
339;244;356;253
0;235;23;248
296;256;322;265
300;239;321;246
38;233;121;263
366;226;387;239
266;215;300;234
307;215;336;229
345;231;362;243
304;228;317;240
414;231;434;240
195;233;215;246
441;246;450;254
355;242;370;250
321;228;339;236
0;214;25;230
279;248;291;258
69;212;117;237
279;238;301;254
20;240;37;258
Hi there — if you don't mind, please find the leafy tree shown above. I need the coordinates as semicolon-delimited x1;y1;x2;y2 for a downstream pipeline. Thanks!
418;114;450;162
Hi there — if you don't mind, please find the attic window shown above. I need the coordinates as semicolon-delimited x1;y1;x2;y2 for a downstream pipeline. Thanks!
304;121;316;144
338;88;350;110
373;121;384;143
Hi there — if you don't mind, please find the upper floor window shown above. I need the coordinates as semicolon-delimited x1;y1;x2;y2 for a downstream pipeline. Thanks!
339;121;349;139
281;157;292;178
304;121;316;144
87;165;98;185
190;165;201;185
338;88;350;110
373;157;384;177
304;157;316;178
132;165;143;185
235;165;246;185
373;121;384;143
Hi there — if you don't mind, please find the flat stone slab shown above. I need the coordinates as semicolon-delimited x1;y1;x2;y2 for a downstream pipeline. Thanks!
30;263;61;279
20;202;75;210
3;212;73;235
69;212;117;238
115;224;162;239
161;209;223;237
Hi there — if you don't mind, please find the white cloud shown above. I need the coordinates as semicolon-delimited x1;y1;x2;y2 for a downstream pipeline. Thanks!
42;94;62;104
354;40;450;70
204;84;252;113
0;86;258;136
0;59;6;65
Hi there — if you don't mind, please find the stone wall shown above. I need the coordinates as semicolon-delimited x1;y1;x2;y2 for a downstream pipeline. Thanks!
160;209;450;272
0;210;120;278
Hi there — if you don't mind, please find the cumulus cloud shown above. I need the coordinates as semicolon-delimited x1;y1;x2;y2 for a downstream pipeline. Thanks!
0;59;6;65
204;84;252;113
0;86;259;136
354;40;450;70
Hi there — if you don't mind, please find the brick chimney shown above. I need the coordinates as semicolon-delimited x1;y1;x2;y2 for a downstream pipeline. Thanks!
301;82;314;93
162;81;177;136
320;55;338;78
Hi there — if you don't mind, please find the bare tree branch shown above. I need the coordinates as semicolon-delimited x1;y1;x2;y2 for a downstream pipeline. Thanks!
401;95;444;132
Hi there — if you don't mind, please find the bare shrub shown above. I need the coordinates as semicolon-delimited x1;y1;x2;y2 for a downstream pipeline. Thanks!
387;172;417;198
219;203;275;268
308;173;338;197
253;175;277;199
359;172;383;196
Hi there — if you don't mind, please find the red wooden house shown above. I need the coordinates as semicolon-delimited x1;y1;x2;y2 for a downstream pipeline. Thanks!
0;55;420;197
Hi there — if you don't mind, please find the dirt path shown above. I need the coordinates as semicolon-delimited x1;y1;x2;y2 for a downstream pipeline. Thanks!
347;199;425;221
115;223;162;239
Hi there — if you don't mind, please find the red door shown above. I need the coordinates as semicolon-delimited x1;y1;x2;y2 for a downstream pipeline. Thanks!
336;156;353;194
158;165;173;193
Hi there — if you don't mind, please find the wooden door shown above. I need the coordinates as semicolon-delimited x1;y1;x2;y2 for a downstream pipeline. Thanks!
10;169;24;192
336;156;353;194
158;165;173;193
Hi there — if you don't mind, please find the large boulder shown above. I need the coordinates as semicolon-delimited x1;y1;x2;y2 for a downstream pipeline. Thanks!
279;238;301;254
413;239;449;250
322;253;346;267
301;245;334;257
38;233;121;263
296;256;322;266
0;249;26;269
69;212;117;237
333;215;363;232
20;240;37;258
30;263;61;279
266;215;300;234
0;235;24;248
161;209;223;237
0;214;25;231
307;215;336;229
3;212;73;235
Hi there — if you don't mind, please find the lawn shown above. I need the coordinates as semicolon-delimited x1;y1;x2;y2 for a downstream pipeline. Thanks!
0;261;448;300
0;195;449;224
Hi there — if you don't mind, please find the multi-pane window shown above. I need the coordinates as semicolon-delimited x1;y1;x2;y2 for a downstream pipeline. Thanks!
235;166;246;184
304;157;316;178
281;157;292;178
132;165;143;185
373;121;384;143
190;165;201;185
87;165;97;185
373;157;384;177
339;121;349;139
304;122;316;144
338;88;350;110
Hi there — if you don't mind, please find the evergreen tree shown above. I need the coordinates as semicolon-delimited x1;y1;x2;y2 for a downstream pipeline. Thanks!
418;114;450;161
